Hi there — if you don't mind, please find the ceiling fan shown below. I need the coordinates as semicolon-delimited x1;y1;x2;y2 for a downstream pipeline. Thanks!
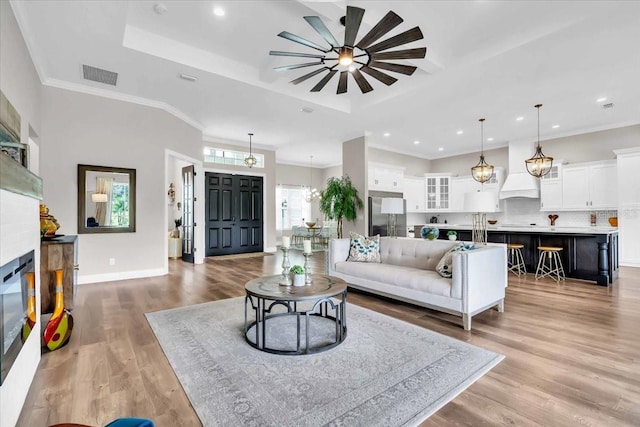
269;6;427;94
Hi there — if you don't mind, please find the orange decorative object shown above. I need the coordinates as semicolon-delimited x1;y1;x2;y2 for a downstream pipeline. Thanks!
43;269;74;351
40;203;59;236
608;217;618;227
22;272;37;343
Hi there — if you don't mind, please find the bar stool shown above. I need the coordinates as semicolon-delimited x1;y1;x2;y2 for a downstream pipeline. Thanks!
507;243;526;277
535;246;565;283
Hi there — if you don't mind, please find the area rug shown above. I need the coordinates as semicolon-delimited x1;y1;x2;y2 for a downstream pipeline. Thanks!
146;297;503;427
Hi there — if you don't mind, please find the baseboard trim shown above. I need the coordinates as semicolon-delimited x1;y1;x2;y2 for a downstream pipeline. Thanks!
78;268;166;285
620;261;640;268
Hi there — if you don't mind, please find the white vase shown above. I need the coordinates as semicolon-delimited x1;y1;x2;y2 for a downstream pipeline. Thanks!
292;274;305;286
448;235;457;241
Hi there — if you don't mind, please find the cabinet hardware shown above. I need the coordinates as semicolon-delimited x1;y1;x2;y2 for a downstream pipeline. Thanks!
73;264;79;270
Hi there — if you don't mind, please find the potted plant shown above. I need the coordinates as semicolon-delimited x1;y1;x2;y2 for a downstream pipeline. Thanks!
290;265;305;286
447;230;457;241
319;176;364;239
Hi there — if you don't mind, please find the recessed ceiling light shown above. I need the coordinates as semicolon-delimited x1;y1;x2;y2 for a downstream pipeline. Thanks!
383;132;390;137
596;97;607;103
487;137;494;142
413;140;420;145
213;6;225;16
456;130;464;135
438;147;444;152
552;124;560;129
300;107;314;113
153;3;167;15
516;116;524;121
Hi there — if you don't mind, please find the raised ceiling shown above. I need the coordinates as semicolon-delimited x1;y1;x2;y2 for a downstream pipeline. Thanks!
10;1;640;167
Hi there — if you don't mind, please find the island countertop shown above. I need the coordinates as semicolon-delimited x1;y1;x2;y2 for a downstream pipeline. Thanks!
416;223;618;235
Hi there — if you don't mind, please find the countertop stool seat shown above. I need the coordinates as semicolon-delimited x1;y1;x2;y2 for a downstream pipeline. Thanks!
535;246;565;283
507;243;526;277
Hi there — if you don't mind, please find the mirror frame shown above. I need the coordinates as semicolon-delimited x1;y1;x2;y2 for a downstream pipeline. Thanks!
77;164;136;234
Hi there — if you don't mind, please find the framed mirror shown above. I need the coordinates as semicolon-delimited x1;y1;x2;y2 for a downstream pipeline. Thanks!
77;164;136;234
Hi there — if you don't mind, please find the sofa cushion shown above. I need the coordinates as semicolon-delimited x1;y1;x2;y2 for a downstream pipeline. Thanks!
378;238;456;271
347;232;381;263
335;261;452;297
436;242;476;278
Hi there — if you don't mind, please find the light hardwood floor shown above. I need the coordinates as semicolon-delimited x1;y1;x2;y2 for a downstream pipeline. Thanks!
17;252;640;426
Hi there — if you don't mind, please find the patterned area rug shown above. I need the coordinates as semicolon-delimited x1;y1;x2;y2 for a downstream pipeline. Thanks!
146;297;503;427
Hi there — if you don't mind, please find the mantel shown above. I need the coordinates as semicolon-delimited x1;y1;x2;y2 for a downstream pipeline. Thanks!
0;152;42;200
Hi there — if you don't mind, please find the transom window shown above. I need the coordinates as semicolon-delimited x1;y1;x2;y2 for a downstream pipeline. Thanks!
204;147;264;168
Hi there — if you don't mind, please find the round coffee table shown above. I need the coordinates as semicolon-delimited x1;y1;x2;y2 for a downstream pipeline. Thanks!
244;274;347;355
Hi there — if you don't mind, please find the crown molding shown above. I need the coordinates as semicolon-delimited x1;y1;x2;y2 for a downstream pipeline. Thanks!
42;78;204;131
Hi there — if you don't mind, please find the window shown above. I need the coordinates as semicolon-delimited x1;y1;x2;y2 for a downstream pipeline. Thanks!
204;147;264;168
276;185;312;230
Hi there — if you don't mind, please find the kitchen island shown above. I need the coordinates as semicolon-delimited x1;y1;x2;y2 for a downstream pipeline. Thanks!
414;224;618;286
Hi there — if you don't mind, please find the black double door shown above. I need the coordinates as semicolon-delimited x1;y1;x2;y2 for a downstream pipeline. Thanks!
205;173;263;256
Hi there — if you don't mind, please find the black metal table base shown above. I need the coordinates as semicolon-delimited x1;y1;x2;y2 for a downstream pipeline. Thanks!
244;291;347;355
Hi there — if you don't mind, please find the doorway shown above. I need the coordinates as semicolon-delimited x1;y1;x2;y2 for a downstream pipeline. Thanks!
205;172;264;256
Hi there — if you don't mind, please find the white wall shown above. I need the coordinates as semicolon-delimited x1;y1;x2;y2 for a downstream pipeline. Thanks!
0;2;43;425
369;147;431;176
276;163;323;222
39;86;204;283
430;147;509;176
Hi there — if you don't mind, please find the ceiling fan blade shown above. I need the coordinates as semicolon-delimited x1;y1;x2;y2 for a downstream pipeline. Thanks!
278;31;328;52
356;11;403;50
360;66;398;86
274;62;323;72
351;69;374;94
367;27;424;53
337;71;348;94
344;6;365;47
369;60;417;76
290;67;328;85
304;16;339;48
311;70;338;92
270;50;326;59
371;47;427;61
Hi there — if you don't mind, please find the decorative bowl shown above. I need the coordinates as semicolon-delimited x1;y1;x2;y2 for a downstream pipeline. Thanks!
487;220;498;225
421;226;439;240
305;222;316;228
608;217;618;227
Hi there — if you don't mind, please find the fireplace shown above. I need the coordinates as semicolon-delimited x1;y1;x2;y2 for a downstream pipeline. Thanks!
0;250;35;385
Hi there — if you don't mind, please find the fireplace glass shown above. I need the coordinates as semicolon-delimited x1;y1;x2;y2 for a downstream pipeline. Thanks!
0;250;34;385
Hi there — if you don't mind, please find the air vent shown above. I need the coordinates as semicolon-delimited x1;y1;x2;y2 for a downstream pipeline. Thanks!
602;102;615;109
82;64;118;86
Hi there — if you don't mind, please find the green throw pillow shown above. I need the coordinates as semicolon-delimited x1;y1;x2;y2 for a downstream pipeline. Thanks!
436;243;475;278
347;232;381;263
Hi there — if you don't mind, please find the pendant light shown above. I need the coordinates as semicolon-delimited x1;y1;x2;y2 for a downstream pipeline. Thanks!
244;133;257;168
304;155;320;203
471;118;494;183
525;104;554;178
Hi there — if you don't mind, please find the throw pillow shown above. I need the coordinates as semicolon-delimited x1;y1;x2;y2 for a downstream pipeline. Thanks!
436;242;476;278
347;232;381;263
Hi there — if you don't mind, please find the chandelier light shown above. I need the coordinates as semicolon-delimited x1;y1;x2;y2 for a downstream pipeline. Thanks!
304;155;320;203
471;118;494;183
244;133;257;168
525;104;554;178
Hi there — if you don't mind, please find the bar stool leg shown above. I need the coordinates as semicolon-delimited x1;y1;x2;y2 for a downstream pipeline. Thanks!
535;250;546;280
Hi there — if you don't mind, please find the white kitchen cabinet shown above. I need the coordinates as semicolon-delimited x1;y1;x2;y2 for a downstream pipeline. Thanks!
562;161;617;210
369;162;405;192
404;176;426;212
425;174;452;211
540;164;563;211
450;167;505;212
615;147;640;267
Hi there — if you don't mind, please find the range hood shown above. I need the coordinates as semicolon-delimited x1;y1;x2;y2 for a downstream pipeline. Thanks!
499;141;540;199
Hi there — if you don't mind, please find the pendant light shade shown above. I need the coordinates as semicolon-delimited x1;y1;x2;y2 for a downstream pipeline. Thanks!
471;118;494;183
244;133;257;168
525;104;554;178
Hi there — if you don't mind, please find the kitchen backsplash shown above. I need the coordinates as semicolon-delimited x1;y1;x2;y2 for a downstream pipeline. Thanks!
407;198;617;228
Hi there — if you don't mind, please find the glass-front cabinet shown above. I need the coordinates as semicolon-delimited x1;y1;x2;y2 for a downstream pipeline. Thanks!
425;174;451;211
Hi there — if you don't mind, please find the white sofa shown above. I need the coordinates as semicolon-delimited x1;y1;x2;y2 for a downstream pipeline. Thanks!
326;237;507;330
